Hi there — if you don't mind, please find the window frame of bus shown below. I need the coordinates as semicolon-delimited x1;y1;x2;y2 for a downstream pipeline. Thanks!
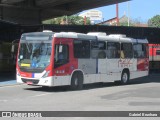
156;50;160;55
121;42;133;58
133;43;147;58
54;44;69;68
106;42;120;59
91;41;106;59
73;40;90;59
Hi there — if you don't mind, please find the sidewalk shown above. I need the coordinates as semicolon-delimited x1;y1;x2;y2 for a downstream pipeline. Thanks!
0;72;17;86
0;80;17;87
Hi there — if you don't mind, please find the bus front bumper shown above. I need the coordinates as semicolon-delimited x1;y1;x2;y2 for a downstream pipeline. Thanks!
17;75;71;87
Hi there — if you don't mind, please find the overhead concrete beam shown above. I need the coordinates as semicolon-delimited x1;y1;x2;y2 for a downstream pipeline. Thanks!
0;0;129;24
1;0;24;4
40;0;129;20
36;0;76;8
41;8;74;20
70;0;128;11
0;5;41;24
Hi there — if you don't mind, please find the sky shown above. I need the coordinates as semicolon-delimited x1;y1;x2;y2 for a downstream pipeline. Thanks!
83;0;160;23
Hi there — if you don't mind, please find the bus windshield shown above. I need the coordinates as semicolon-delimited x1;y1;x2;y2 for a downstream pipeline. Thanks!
18;40;52;73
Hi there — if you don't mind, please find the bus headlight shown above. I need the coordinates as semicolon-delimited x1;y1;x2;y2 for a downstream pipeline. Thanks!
42;71;50;78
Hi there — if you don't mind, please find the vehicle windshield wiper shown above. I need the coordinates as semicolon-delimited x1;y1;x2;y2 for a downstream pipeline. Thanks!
26;42;31;53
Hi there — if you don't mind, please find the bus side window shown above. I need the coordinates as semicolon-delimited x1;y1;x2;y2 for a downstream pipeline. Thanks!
98;51;106;58
74;40;90;58
54;44;69;68
133;44;147;58
91;41;106;59
142;44;148;58
121;43;133;58
107;42;120;59
120;50;125;59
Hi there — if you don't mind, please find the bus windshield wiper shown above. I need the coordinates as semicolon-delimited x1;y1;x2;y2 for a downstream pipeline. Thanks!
26;42;31;53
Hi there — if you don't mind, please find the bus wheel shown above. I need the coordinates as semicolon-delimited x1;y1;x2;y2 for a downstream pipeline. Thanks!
121;70;129;84
71;72;83;90
41;86;49;90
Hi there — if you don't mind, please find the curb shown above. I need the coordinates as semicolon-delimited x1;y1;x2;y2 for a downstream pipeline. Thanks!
0;83;23;87
0;80;23;87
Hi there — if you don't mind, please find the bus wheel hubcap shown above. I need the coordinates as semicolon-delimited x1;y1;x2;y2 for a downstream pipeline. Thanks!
75;78;78;86
122;73;128;83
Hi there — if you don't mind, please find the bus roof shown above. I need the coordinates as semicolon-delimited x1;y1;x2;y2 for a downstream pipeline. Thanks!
97;36;148;43
54;32;97;40
21;32;148;43
22;32;54;36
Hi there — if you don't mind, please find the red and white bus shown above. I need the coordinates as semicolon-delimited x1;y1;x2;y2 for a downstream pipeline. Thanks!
149;44;160;71
16;31;149;89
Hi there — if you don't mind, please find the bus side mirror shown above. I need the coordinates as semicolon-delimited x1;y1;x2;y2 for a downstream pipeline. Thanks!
11;45;15;53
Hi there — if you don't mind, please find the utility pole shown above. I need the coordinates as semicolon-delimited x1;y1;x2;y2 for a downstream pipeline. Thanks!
66;15;68;25
84;16;86;25
127;1;130;26
116;2;119;26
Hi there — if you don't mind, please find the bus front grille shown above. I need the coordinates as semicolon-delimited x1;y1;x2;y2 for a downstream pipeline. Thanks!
21;78;39;84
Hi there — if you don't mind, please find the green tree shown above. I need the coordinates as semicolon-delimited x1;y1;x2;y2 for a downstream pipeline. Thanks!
43;17;62;24
43;15;91;25
120;21;135;26
69;15;84;25
148;15;160;27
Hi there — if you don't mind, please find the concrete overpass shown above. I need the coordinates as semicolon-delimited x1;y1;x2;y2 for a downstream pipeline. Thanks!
0;0;128;24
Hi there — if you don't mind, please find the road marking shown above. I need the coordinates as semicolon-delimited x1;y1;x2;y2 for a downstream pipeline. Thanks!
0;93;52;102
0;84;25;88
29;93;52;98
0;100;8;102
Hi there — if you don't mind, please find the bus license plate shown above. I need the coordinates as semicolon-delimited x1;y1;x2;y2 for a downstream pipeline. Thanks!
27;81;33;85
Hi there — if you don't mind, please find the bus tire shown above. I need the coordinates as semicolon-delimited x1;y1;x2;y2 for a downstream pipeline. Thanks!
41;86;49;90
121;70;130;84
71;72;83;90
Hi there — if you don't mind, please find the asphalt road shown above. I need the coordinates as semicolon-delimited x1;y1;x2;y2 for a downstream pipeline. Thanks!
0;74;160;119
